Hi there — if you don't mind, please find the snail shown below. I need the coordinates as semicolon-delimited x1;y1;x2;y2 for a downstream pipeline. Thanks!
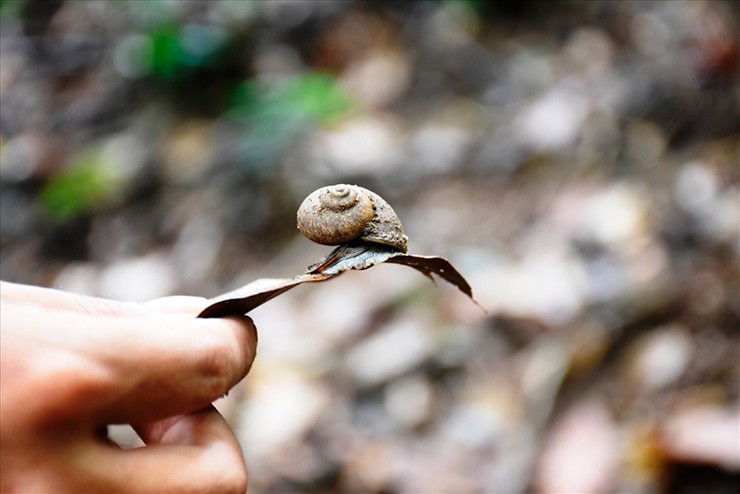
297;184;408;253
197;183;477;318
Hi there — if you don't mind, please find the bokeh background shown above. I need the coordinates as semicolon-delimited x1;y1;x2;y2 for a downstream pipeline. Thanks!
1;1;739;492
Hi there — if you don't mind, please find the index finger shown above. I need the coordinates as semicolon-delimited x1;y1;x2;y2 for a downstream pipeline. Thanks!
23;307;258;425
100;313;258;424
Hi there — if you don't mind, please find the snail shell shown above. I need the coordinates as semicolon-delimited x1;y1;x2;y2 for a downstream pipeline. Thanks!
297;184;409;253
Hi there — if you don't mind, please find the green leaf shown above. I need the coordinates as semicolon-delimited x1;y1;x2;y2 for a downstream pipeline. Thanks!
148;24;183;79
0;0;26;18
38;151;118;220
282;72;350;121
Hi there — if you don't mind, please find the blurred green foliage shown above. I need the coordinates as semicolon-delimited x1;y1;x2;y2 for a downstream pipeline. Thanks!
282;72;352;122
230;72;350;123
38;150;120;220
0;0;26;18
148;23;230;78
227;72;351;170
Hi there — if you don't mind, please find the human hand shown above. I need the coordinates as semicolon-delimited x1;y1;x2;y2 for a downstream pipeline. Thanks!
0;281;258;493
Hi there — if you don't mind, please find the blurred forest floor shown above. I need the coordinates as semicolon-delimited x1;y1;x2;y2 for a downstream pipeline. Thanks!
1;1;739;493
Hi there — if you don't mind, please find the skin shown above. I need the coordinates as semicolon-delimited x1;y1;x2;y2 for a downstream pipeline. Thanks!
0;281;258;493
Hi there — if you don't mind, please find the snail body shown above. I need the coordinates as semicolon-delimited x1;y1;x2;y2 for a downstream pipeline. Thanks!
297;184;408;253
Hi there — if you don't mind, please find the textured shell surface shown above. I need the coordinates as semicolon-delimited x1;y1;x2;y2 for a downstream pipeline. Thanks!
297;184;408;252
297;184;374;246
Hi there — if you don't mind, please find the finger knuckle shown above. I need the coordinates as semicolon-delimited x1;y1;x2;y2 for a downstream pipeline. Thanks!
24;352;112;425
198;337;240;397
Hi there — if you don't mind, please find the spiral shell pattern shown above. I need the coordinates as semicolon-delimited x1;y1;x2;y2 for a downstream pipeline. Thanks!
297;184;408;252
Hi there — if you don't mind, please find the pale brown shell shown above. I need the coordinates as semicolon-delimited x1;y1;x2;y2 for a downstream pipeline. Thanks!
297;184;409;252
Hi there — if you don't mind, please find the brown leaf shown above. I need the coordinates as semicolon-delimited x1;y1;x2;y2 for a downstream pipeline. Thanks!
307;242;404;275
385;254;477;301
197;273;337;318
198;244;481;318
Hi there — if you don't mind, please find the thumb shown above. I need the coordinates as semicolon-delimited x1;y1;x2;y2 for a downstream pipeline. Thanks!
144;296;210;315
